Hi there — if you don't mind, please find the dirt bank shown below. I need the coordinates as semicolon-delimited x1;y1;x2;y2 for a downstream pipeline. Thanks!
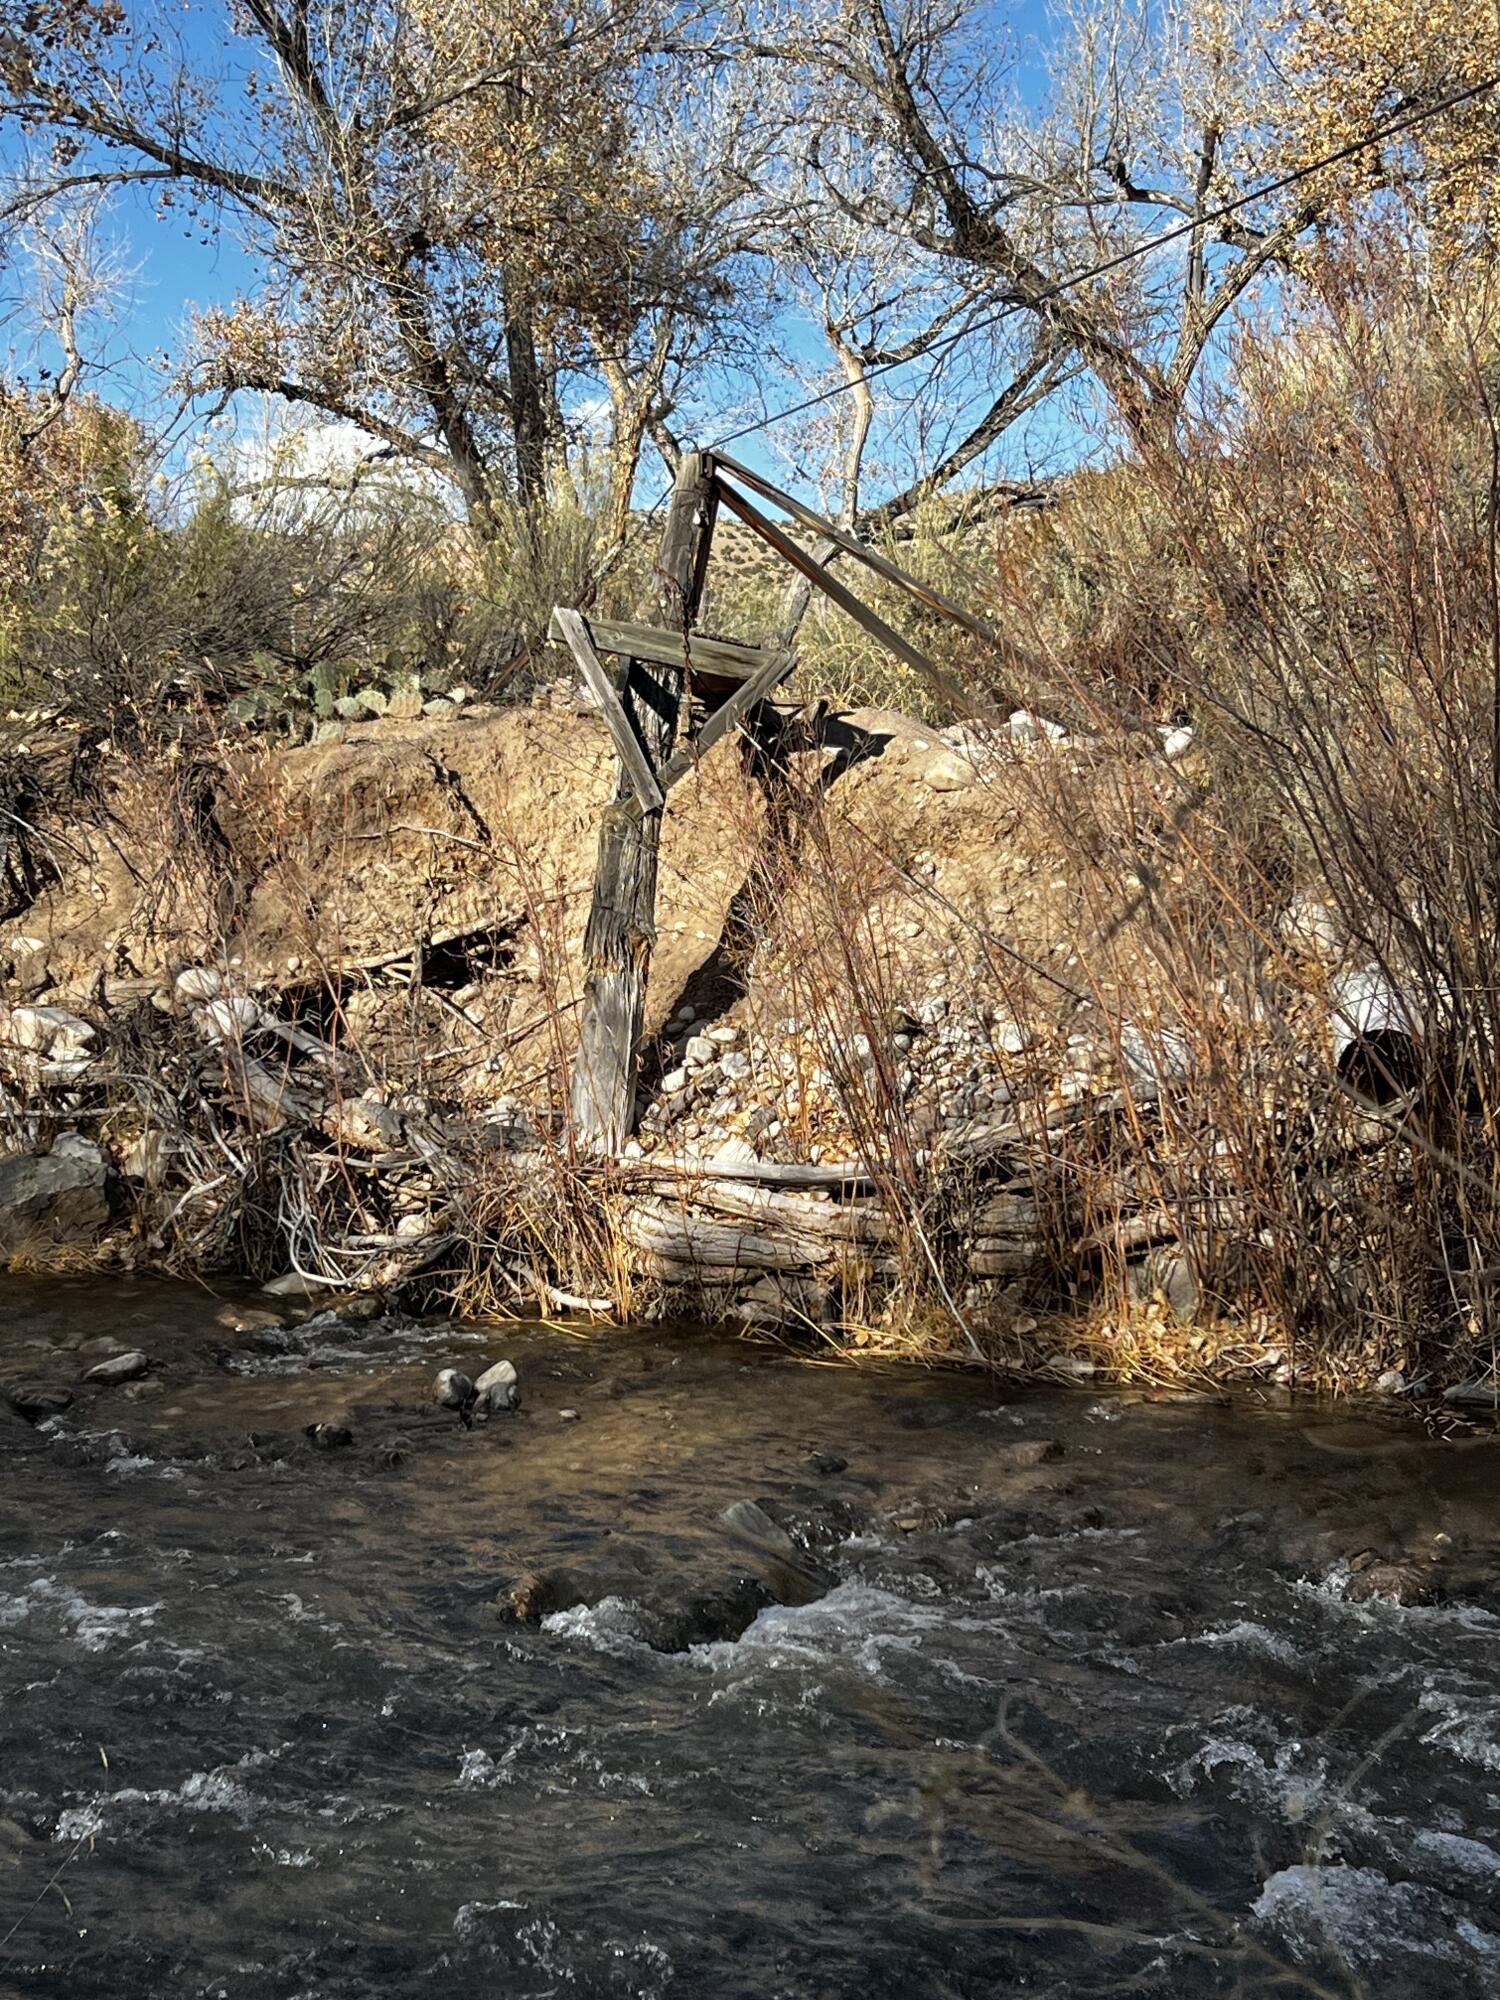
0;696;1472;1403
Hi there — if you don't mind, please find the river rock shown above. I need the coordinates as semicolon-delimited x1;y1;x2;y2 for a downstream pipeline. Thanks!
1128;1249;1201;1322
719;1501;831;1606
84;1350;149;1385
1343;1557;1437;1606
993;1438;1063;1469
0;1142;109;1254
77;1335;127;1365
4;1380;73;1418
474;1359;520;1413
320;1292;383;1323
327;1092;404;1149
1;1003;94;1057
434;1367;474;1409
804;1451;848;1477
198;995;261;1039
1443;1379;1499;1408
304;1421;354;1450
214;1303;285;1334
924;749;978;792
174;967;224;1002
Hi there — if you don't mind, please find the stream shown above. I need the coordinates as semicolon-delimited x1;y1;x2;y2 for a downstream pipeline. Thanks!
4;1277;1500;1997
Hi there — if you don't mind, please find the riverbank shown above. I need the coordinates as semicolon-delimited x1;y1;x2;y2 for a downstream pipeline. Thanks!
0;694;1484;1401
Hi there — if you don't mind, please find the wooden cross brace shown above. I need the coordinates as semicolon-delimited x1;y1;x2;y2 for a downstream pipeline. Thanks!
565;446;1026;1155
551;605;796;811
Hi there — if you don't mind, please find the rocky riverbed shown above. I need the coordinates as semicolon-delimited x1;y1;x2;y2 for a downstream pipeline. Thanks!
5;1276;1500;1995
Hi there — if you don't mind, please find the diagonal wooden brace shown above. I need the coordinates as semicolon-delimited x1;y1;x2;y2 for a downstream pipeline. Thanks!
553;607;665;810
658;646;796;792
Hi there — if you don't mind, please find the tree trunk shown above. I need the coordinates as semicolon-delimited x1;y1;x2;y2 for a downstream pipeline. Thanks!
829;328;875;527
569;452;717;1152
505;289;549;512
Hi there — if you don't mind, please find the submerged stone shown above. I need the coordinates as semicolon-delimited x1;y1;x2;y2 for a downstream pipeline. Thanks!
83;1350;149;1386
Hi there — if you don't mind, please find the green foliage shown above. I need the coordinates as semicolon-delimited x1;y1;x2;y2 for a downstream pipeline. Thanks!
10;446;561;738
476;473;612;667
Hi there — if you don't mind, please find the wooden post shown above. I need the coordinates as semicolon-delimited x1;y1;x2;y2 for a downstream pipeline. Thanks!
569;452;717;1152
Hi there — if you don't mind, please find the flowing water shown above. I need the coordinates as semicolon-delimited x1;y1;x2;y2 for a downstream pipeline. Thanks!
4;1277;1500;1997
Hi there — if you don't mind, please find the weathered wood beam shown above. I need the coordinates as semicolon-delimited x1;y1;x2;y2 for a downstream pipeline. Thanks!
553;608;665;810
658;646;796;792
715;451;1023;681
631;1153;876;1190
547;612;782;684
715;456;1157;744
569;451;717;1154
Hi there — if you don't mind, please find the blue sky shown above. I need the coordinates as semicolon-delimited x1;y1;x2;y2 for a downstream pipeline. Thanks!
1;1;1075;500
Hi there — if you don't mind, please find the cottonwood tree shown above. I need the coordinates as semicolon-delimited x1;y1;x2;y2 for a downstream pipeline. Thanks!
743;0;1343;452
763;124;1078;529
586;68;774;549
0;0;741;531
0;185;136;657
1278;1;1500;255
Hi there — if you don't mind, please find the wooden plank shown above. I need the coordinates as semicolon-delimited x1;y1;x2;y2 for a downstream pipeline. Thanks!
654;449;715;622
658;647;796;792
713;478;946;689
548;612;779;683
553;607;664;810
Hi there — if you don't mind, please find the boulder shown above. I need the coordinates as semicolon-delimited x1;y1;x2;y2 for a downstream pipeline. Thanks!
0;1143;109;1255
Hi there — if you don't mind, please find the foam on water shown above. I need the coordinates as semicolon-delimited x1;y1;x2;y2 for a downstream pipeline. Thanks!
1296;1564;1500;1633
1252;1862;1500;1970
1419;1690;1500;1772
54;1756;270;1844
1171;1712;1380;1839
1169;1619;1303;1666
452;1900;673;1997
226;1314;464;1377
540;1594;653;1658
0;1576;160;1652
456;1725;651;1797
687;1581;944;1679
